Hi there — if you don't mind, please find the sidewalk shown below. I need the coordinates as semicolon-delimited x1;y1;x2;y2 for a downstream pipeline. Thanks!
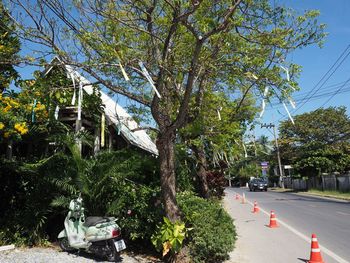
223;188;336;263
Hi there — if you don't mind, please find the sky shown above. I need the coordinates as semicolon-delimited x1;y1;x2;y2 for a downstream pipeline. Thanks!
255;0;350;139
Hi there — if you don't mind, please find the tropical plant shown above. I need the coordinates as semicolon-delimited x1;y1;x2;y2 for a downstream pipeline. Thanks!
151;217;188;258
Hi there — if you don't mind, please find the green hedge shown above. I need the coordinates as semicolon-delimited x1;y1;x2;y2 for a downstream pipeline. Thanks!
177;191;236;263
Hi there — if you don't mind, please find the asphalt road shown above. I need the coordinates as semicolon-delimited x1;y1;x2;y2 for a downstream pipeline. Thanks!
229;187;350;262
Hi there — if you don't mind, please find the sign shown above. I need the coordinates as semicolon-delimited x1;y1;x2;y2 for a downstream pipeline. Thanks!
261;161;269;167
284;165;292;169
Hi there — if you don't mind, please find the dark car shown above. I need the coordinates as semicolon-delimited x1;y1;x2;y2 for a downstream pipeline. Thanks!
249;178;268;191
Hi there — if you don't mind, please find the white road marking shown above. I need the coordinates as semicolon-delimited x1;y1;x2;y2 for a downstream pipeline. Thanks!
309;204;317;208
337;211;350;216
234;191;350;263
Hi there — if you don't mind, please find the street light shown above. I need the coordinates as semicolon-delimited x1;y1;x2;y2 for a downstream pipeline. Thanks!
261;123;284;188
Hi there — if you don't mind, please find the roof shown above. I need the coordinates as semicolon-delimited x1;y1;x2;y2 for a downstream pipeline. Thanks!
45;58;158;155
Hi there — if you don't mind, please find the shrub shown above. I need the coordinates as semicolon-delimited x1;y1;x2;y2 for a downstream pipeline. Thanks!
0;154;77;245
177;191;236;263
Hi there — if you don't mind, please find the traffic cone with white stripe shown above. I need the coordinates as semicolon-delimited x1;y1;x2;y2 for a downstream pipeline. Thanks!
268;210;278;228
235;193;240;200
308;234;325;263
252;201;259;213
241;193;246;204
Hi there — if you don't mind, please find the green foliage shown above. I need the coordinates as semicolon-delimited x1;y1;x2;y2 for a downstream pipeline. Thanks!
175;144;196;192
0;155;72;245
151;217;188;257
279;107;350;176
49;147;162;242
0;1;20;92
177;191;236;263
0;148;161;246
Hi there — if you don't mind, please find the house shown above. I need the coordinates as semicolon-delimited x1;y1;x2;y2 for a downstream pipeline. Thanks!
1;58;157;159
61;63;158;156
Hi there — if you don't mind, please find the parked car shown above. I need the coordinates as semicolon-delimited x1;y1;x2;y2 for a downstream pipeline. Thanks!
249;178;268;191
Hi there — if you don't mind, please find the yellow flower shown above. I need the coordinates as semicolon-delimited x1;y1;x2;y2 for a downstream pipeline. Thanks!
0;122;4;130
10;99;19;108
3;105;12;113
20;127;28;135
14;122;28;135
4;132;10;138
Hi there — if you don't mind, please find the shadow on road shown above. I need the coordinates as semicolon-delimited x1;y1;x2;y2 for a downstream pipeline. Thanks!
297;257;308;262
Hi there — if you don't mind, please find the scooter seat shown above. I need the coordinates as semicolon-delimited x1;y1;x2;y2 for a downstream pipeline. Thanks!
84;216;115;227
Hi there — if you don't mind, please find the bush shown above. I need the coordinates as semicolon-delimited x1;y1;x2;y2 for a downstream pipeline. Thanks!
0;154;76;245
177;191;236;263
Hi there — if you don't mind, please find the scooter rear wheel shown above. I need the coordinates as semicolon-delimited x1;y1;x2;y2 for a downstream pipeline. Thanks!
58;237;77;253
106;240;119;262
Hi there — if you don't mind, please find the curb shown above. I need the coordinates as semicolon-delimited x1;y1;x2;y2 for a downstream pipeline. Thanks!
269;188;350;202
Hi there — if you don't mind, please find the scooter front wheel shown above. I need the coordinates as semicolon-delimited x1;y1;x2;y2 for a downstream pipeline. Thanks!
58;237;77;253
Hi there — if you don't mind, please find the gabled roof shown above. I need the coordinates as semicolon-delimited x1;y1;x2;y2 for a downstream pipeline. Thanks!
45;58;158;155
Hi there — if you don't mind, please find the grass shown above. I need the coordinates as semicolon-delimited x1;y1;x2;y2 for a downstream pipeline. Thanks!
306;189;350;201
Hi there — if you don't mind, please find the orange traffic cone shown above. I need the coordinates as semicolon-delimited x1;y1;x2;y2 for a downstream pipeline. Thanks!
252;201;259;213
235;193;240;200
308;234;325;263
241;193;246;204
268;210;278;228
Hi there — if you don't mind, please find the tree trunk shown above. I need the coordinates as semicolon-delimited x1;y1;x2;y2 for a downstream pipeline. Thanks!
192;145;209;199
156;132;181;222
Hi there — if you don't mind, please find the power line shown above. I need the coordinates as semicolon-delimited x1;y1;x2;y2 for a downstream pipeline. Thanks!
267;81;350;108
293;44;350;113
318;76;350;108
275;44;350;122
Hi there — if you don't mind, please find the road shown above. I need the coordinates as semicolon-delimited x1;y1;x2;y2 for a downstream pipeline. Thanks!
224;187;350;263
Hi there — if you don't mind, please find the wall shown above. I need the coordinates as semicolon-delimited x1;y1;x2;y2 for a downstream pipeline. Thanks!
283;174;350;192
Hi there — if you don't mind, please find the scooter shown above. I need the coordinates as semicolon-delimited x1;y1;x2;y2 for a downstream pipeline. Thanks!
58;195;126;261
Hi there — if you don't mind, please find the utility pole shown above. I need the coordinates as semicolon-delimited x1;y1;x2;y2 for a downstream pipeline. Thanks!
261;123;284;188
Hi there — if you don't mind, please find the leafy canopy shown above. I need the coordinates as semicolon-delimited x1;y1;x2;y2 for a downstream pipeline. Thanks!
279;107;350;175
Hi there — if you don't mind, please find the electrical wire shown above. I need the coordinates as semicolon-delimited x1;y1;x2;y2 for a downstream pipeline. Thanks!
293;44;350;113
267;81;350;108
318;76;350;108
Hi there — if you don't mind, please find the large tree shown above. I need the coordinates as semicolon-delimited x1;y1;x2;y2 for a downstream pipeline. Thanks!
279;107;350;176
0;0;20;92
6;0;325;221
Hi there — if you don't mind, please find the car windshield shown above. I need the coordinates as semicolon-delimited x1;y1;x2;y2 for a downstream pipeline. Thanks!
255;179;267;183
